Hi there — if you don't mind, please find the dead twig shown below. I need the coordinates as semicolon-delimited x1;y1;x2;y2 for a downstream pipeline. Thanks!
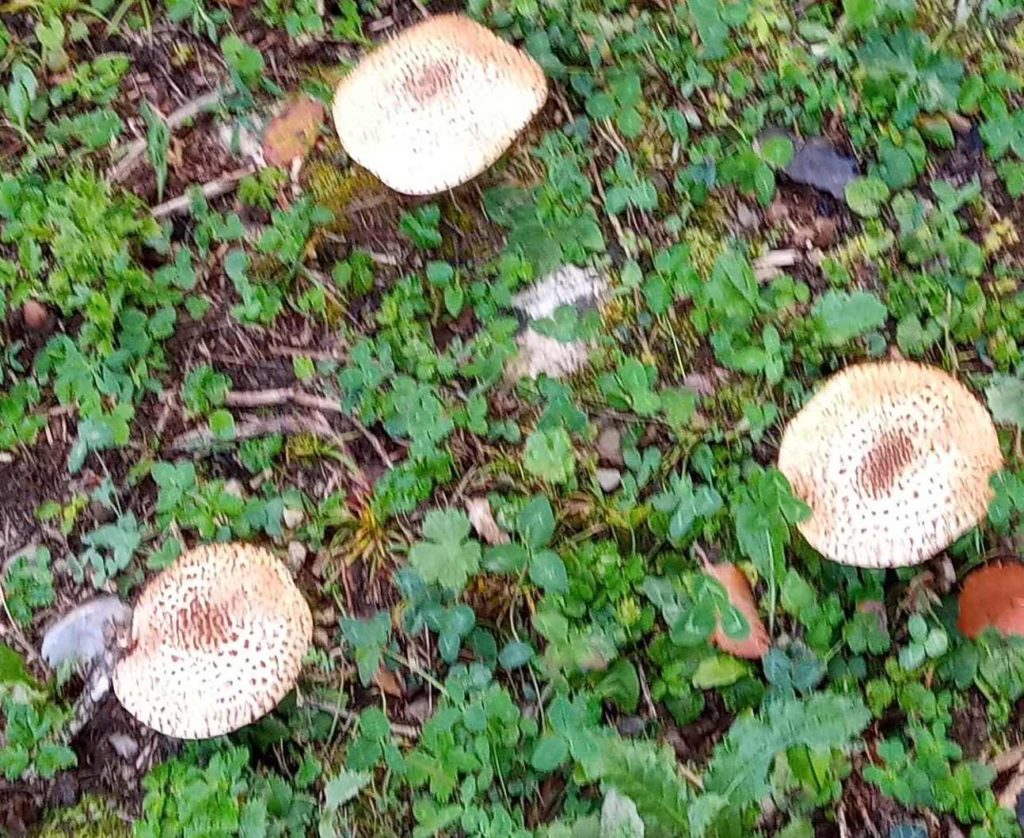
109;88;226;182
166;413;332;453
226;388;395;468
151;167;254;219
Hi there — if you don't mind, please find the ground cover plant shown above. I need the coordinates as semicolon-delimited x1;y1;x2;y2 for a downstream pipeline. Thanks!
6;0;1024;835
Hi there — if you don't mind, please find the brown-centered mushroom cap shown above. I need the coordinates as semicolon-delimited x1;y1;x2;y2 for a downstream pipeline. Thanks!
112;543;312;739
777;361;1002;568
331;14;547;195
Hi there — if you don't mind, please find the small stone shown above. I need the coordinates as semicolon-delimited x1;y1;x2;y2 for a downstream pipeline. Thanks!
763;129;859;199
735;202;759;229
286;541;307;572
616;716;646;736
596;426;624;466
224;479;244;499
88;499;115;524
766;200;790;224
282;506;305;530
22;300;48;332
108;733;139;761
596;468;622;493
313;627;331;648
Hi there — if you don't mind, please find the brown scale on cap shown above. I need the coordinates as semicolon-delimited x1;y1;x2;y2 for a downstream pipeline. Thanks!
112;543;312;739
857;427;916;500
331;14;548;196
777;361;1002;568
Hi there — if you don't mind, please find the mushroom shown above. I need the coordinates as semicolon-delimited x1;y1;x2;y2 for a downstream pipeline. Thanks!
112;543;312;739
958;562;1024;639
331;13;547;195
777;361;1002;568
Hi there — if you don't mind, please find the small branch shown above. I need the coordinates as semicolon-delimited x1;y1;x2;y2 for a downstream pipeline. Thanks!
109;88;226;182
225;388;395;468
226;387;343;414
151;167;254;219
166;413;332;453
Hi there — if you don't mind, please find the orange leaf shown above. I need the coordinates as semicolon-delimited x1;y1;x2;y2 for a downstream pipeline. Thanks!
958;562;1024;639
263;98;325;167
704;563;771;660
373;666;404;698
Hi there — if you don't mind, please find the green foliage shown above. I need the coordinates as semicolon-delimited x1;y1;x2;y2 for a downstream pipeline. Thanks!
3;546;55;625
409;509;482;593
705;693;871;806
136;745;314;838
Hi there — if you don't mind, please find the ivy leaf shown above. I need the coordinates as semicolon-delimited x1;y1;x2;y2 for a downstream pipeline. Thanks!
986;375;1024;428
523;426;576;484
531;734;568;772
409;509;481;592
517;495;555;549
845;176;891;217
530;549;568;595
811;290;888;346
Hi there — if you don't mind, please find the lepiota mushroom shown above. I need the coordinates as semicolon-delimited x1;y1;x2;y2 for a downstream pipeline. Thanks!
113;543;312;739
331;14;548;195
777;361;1002;568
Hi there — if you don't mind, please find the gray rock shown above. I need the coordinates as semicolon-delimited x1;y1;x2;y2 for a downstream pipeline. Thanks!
506;265;609;381
596;468;622;493
40;596;132;670
510;264;608;320
108;732;140;761
782;136;859;200
596;426;624;466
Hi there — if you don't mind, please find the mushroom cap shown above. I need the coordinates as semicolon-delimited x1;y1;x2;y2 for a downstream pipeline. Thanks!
958;562;1024;639
777;361;1002;568
331;14;547;195
113;543;312;739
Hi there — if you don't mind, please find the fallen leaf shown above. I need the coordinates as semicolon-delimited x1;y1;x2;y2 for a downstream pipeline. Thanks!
374;666;404;698
958;562;1024;639
465;497;509;545
704;563;771;660
263;98;325;167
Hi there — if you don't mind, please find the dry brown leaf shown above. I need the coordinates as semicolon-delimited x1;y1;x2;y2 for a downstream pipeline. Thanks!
465;497;509;545
958;562;1024;639
263;98;325;167
704;563;771;660
374;666;404;698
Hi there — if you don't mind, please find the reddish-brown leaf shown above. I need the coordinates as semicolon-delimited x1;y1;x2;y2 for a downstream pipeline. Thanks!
704;563;771;660
373;666;404;698
958;562;1024;639
262;98;325;167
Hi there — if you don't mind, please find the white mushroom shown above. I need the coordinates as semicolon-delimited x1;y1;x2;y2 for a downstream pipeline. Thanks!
331;14;548;195
777;361;1002;568
112;543;312;739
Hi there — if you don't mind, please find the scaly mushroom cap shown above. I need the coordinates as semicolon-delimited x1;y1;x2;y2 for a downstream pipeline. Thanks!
331;13;547;195
113;543;312;739
777;361;1002;568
